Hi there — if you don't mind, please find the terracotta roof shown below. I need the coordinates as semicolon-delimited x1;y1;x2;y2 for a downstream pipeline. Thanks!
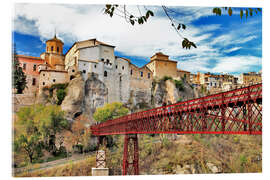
40;69;67;73
17;54;43;61
177;69;190;73
65;38;115;56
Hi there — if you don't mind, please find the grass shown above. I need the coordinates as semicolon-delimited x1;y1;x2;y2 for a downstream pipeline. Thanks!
15;156;96;177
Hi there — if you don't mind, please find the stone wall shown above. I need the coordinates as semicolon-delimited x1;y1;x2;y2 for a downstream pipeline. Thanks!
13;94;36;112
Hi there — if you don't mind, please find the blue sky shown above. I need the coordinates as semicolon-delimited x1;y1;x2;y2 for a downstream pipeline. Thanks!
13;4;262;75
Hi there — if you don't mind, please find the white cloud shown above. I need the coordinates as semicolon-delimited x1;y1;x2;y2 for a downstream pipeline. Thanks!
178;55;261;75
212;56;261;73
13;4;217;58
224;47;242;53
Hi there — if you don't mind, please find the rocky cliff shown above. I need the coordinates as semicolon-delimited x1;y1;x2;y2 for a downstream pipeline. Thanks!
61;72;108;124
152;79;202;107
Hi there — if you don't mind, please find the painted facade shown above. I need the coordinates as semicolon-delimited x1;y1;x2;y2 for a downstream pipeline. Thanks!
17;55;44;94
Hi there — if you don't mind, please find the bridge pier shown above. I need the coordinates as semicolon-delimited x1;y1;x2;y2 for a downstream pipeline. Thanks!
92;137;109;176
123;134;139;175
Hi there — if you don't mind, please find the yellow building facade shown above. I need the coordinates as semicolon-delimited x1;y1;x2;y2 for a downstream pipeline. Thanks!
146;52;178;79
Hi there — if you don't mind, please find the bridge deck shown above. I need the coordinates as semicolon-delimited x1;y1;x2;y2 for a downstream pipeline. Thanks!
91;83;262;136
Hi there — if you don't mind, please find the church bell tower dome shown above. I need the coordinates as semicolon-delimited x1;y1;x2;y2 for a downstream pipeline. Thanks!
46;34;64;55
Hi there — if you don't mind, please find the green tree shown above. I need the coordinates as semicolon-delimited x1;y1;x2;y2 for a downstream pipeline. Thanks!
93;102;129;123
14;104;69;162
14;134;42;163
12;44;27;94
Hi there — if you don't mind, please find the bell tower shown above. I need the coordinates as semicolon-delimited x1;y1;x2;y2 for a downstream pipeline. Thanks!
46;34;64;55
43;33;65;69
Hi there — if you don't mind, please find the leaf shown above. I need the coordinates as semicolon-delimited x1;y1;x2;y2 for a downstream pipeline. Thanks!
240;9;243;19
246;9;248;18
130;19;135;25
105;4;111;9
228;7;232;16
177;24;181;30
148;10;154;16
249;8;253;16
130;15;134;19
191;42;197;48
142;16;147;22
182;24;186;30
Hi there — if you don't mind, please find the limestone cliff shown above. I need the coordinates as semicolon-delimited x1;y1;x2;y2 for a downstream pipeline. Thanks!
61;72;84;121
152;79;202;107
84;72;108;124
61;72;108;124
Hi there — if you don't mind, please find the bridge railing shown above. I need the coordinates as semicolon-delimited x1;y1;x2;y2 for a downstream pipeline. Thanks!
91;83;262;136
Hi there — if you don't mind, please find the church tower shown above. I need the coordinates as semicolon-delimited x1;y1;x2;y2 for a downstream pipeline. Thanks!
46;34;64;55
42;34;65;69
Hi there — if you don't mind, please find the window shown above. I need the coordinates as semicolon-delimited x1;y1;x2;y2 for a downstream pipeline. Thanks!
94;64;97;68
53;79;56;82
140;71;143;77
33;64;36;71
104;71;107;77
72;69;75;73
43;82;45;86
130;70;133;75
101;58;104;61
43;73;45;76
122;66;124;70
148;73;150;79
83;70;86;74
51;46;53;51
23;63;26;70
116;65;118;69
32;78;36;86
120;76;122;82
57;47;59;52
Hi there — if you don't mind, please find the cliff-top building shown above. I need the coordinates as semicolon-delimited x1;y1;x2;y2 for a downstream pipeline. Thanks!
16;36;193;106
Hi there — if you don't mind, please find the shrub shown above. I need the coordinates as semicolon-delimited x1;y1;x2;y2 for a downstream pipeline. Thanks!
56;89;66;105
174;79;184;91
162;76;173;81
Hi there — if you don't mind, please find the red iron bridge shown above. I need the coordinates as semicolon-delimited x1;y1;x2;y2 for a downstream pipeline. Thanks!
90;83;262;175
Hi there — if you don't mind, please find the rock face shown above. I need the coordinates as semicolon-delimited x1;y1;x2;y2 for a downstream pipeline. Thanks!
61;72;108;124
152;79;202;107
84;72;108;124
61;73;84;121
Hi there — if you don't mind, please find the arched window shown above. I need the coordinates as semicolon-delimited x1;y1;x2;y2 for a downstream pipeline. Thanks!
122;66;124;70
104;71;107;77
140;71;143;77
51;46;53;51
148;73;150;79
57;47;59;52
33;64;36;71
32;78;36;86
131;70;133;75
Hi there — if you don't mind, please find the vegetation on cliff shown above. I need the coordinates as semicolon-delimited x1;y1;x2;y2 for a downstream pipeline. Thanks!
93;102;129;123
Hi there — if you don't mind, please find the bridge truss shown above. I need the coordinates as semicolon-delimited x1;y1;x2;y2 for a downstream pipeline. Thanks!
91;83;262;175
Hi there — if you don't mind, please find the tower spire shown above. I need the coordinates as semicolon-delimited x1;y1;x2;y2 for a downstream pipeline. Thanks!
54;28;57;38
